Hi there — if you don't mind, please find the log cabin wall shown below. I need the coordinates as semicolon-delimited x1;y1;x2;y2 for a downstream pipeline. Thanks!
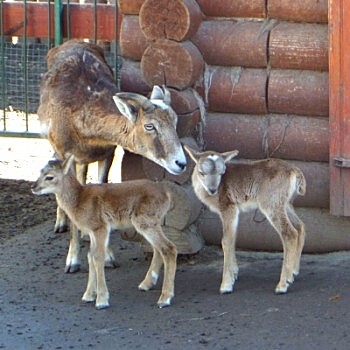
118;0;348;252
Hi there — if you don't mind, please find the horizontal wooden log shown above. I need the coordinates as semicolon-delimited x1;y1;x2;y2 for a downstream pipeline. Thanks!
140;0;203;41
268;0;328;23
169;88;203;137
120;15;148;60
268;70;329;116
163;182;202;230
203;113;329;162
120;60;151;95
270;23;328;71
118;0;145;15
192;20;268;68
198;67;267;114
198;207;350;253
141;39;204;89
141;224;204;254
196;0;266;18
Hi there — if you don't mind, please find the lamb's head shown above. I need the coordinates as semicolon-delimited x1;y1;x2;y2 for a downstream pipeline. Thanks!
113;85;187;175
184;146;239;196
31;156;74;196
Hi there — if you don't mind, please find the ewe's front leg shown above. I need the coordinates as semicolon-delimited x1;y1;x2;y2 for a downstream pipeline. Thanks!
64;223;81;273
54;206;68;233
220;209;239;294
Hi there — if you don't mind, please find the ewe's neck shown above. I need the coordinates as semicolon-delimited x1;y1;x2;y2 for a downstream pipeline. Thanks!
81;112;136;151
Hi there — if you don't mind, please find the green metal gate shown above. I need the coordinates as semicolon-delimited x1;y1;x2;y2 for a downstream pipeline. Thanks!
0;0;120;137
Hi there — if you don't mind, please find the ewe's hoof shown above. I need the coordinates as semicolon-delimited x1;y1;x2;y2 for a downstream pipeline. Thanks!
64;264;80;273
54;224;69;234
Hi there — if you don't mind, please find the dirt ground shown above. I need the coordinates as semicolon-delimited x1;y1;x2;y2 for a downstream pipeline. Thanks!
1;137;350;350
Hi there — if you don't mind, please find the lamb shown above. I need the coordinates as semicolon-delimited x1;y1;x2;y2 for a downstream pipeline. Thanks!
31;156;177;309
38;40;186;272
184;146;306;294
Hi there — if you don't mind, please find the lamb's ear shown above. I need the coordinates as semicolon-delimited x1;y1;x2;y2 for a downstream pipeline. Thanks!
150;85;164;101
221;150;239;163
63;155;75;175
113;95;137;123
184;145;200;164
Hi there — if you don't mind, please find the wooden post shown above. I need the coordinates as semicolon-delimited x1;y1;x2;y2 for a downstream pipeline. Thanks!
329;0;350;215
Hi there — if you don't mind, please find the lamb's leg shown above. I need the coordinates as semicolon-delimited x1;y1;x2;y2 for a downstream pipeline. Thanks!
82;251;97;303
139;248;163;291
220;208;239;294
287;205;305;276
264;209;298;294
87;229;110;309
135;222;177;308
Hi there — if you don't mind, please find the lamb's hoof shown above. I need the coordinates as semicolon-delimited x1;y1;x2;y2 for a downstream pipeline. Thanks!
220;283;234;294
96;302;110;310
157;296;173;308
64;264;80;273
275;285;288;294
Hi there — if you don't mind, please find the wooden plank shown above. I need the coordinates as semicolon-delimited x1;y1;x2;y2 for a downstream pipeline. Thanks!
2;2;55;38
1;2;116;40
329;0;350;216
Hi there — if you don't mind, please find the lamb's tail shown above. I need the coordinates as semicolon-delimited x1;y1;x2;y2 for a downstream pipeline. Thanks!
296;169;306;196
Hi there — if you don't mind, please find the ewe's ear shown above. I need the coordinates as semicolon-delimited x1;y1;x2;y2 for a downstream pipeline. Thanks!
150;85;171;105
113;95;137;123
63;155;75;175
184;145;200;164
222;150;239;163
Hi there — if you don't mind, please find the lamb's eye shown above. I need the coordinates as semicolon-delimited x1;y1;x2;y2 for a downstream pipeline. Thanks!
45;176;54;181
144;123;155;131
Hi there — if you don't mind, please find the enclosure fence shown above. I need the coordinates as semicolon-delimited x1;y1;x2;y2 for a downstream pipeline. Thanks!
0;0;120;137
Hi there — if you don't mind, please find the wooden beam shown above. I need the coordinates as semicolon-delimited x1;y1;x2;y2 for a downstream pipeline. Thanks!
329;0;350;215
1;2;117;40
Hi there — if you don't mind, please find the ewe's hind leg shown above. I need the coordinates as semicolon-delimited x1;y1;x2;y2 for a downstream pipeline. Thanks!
220;208;239;294
287;205;305;276
263;209;298;294
139;249;163;291
135;222;177;308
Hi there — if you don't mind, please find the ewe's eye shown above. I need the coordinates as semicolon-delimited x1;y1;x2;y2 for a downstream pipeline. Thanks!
144;123;155;131
45;176;54;181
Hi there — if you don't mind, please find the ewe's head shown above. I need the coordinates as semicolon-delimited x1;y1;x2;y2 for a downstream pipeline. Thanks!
113;85;187;175
184;146;238;196
31;156;74;196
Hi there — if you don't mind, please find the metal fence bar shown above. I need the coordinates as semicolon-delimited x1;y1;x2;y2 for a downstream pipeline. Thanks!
54;0;63;46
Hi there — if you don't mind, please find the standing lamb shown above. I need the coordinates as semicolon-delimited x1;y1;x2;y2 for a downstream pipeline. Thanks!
38;40;186;272
32;156;177;309
184;146;306;294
